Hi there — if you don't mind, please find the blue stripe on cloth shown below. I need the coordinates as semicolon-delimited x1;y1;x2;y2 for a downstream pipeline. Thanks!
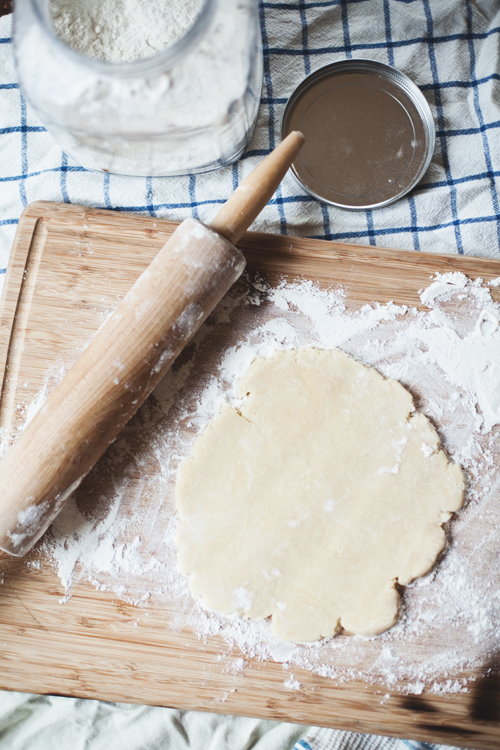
145;176;157;217
408;196;421;251
19;94;28;208
231;161;239;192
403;740;437;750
103;172;112;210
261;97;288;106
112;200;227;212
60;152;70;203
259;2;276;150
315;212;500;242
421;73;500;90
242;148;273;158
254;73;500;94
422;0;464;254
361;0;376;239
264;24;500;55
383;0;420;252
383;0;419;252
366;210;376;246
262;90;500;109
262;1;368;8
418;170;500;191
383;0;395;66
437;121;500;137
95;194;500;237
259;0;287;234
0;219;19;226
276;183;288;235
262;74;500;104
296;740;314;750
0;38;12;44
465;0;500;252
320;203;331;238
3;120;498;140
0;83;18;90
340;0;353;58
0;125;46;134
298;0;311;76
0;164;494;193
189;174;199;219
0;268;6;274
0;166;87;182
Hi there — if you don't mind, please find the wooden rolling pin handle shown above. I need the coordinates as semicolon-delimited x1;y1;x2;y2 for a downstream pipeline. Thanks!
0;131;305;557
211;130;305;245
0;220;245;556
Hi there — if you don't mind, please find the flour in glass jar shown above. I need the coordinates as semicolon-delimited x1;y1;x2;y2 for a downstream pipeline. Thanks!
49;0;203;62
15;0;261;175
18;272;500;696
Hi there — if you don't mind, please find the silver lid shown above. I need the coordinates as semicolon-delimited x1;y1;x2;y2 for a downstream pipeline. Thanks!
281;59;435;210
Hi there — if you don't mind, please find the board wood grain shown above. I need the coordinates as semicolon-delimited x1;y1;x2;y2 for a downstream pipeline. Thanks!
0;201;500;749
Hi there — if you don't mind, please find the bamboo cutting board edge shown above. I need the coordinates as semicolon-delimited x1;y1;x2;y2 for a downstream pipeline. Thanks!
0;201;500;749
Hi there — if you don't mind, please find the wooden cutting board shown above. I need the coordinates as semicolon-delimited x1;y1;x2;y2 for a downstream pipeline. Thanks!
1;201;500;750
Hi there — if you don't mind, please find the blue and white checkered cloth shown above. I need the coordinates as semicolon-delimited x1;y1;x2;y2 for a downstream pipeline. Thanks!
1;0;500;288
0;1;497;748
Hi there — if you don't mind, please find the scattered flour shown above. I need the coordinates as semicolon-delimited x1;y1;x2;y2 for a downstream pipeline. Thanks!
30;272;500;694
284;675;302;691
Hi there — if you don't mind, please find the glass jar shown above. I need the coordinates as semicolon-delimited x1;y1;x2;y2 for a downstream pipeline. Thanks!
13;0;263;176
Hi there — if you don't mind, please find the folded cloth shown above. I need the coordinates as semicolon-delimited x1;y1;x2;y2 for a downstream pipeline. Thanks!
0;1;497;749
0;691;304;750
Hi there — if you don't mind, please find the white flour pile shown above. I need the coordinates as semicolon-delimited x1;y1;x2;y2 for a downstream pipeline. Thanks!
27;271;500;695
49;0;203;62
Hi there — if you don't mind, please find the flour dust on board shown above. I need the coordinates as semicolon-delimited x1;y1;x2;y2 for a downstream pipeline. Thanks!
36;272;500;695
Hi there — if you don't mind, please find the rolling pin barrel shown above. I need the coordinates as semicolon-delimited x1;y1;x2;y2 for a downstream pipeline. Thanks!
0;131;305;556
0;219;244;555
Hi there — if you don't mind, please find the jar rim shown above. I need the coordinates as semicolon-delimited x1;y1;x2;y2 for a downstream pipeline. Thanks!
28;0;216;78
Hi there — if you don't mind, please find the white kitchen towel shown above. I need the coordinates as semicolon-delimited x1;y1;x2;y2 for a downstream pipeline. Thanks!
0;691;305;749
0;1;497;749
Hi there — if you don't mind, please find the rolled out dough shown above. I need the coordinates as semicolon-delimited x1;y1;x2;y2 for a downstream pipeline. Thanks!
175;348;464;641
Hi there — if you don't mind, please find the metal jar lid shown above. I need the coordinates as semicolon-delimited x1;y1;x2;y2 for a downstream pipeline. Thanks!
281;59;435;210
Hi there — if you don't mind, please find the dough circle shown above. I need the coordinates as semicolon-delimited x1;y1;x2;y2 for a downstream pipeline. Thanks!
175;348;464;641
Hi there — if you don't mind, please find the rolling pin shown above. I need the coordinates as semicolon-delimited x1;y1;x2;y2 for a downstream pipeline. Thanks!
0;131;305;557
